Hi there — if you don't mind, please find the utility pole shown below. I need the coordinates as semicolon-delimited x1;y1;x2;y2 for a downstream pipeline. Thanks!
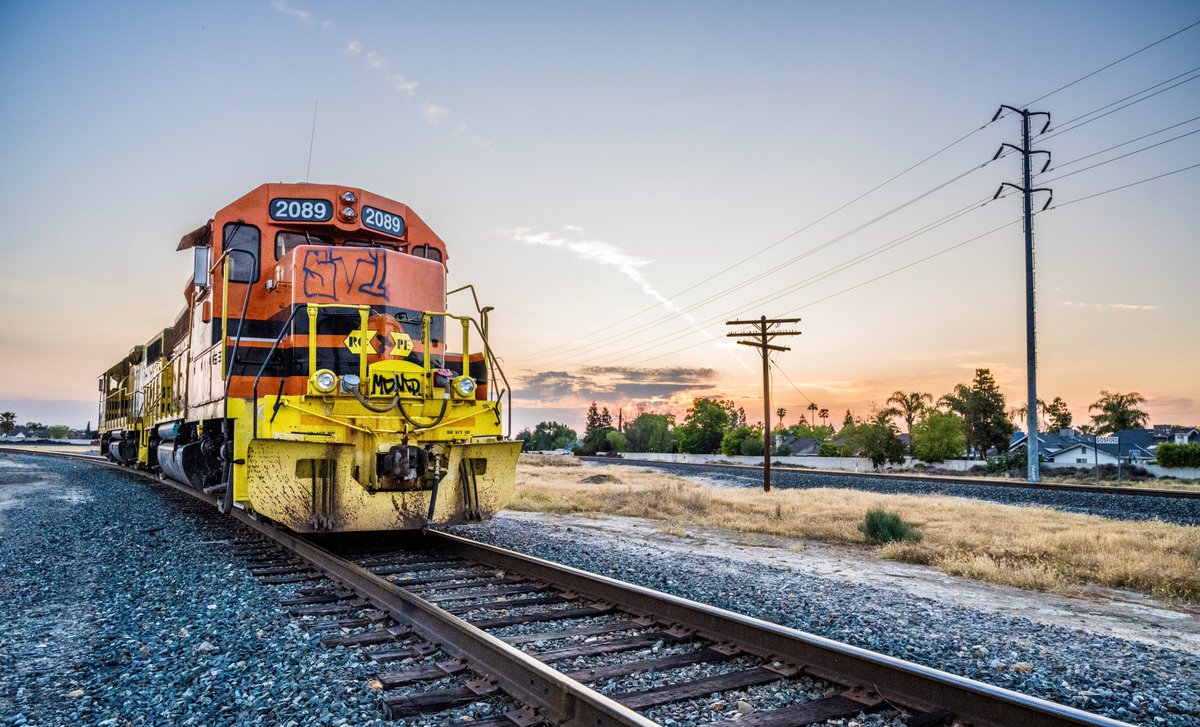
726;316;802;492
992;105;1052;484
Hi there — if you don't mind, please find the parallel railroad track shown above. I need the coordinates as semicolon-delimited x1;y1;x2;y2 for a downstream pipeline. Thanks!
2;448;1133;726
580;455;1200;500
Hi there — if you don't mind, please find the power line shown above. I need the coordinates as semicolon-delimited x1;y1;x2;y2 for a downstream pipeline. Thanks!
562;195;1002;368
530;160;1002;369
1042;115;1200;171
516;125;1002;364
1049;161;1200;210
629;218;1023;367
1042;68;1200;141
1022;19;1200;106
1039;128;1200;184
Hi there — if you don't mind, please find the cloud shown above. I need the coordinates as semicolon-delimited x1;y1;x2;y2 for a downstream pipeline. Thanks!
321;19;335;30
345;40;362;55
366;52;388;70
390;73;418;93
422;102;450;125
513;367;715;403
1060;301;1160;311
578;366;717;384
272;0;312;25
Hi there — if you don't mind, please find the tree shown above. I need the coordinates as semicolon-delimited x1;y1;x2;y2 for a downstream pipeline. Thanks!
1008;399;1048;429
776;407;786;428
842;410;855;429
721;425;764;456
677;398;733;454
0;412;15;436
606;430;628;453
582;402;615;455
1156;442;1200;468
1089;391;1149;434
1045;397;1072;431
527;421;577;451
887;391;932;443
625;412;676;453
47;425;71;439
818;408;829;427
910;411;967;463
837;421;905;469
807;402;818;426
939;369;1014;457
783;422;835;443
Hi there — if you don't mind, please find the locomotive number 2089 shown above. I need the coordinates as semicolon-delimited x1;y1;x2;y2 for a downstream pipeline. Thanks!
362;206;406;236
270;198;333;222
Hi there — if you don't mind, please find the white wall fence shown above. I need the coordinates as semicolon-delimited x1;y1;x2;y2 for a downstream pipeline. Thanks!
614;452;1200;479
617;452;983;473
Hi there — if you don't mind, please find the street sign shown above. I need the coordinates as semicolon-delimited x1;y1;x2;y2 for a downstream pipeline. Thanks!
1096;436;1119;444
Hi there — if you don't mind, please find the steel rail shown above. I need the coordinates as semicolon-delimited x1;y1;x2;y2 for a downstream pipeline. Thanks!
426;530;1131;727
0;448;653;726
2;448;1136;727
581;456;1200;499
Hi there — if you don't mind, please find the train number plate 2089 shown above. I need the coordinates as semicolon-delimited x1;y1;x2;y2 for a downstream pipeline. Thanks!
362;206;406;236
270;198;333;222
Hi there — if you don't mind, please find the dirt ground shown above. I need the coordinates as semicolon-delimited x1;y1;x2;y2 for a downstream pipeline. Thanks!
497;509;1200;655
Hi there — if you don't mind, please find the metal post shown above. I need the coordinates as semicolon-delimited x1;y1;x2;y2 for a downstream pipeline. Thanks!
1094;440;1100;484
726;316;802;493
991;105;1052;484
760;317;771;491
1116;433;1122;482
1020;110;1040;484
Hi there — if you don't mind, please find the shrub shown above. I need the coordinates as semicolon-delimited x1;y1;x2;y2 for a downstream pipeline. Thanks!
1156;442;1200;468
859;509;922;544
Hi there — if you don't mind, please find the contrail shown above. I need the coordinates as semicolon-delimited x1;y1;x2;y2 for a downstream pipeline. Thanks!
509;226;754;373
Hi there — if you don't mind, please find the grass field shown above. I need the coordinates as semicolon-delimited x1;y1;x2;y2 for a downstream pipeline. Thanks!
512;457;1200;603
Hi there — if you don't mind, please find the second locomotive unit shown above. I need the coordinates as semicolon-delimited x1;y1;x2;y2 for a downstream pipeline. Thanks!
98;183;520;532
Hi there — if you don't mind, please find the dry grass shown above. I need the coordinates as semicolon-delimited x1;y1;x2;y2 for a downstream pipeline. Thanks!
512;463;1200;602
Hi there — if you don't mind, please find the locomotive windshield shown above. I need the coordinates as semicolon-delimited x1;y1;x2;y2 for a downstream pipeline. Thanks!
275;231;333;258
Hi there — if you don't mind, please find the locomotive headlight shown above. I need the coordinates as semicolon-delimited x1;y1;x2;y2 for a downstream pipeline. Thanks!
340;206;357;221
339;373;361;394
312;369;337;393
452;376;476;399
340;191;357;205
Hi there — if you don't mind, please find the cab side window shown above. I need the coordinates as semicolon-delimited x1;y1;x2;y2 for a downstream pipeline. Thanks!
411;245;443;263
276;231;333;259
224;223;261;283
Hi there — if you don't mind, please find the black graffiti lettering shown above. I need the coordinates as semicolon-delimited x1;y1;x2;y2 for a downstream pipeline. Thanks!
369;372;424;397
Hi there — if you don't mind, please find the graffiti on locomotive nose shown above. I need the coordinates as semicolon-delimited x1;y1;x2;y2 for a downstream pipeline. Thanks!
303;248;388;300
371;372;423;397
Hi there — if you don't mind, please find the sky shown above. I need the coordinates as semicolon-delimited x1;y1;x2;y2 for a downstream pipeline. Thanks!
0;1;1197;435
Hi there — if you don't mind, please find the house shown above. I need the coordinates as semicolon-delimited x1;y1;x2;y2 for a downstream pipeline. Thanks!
774;435;820;456
1028;428;1157;468
1007;429;1082;458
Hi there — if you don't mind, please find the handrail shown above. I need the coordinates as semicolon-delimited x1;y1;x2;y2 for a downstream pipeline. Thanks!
250;303;371;439
420;310;512;438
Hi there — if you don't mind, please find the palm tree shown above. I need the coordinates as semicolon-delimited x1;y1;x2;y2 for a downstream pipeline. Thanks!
776;408;786;428
1089;391;1149;434
818;408;829;427
887;391;932;439
1008;399;1048;429
0;412;15;436
937;385;971;415
807;402;818;427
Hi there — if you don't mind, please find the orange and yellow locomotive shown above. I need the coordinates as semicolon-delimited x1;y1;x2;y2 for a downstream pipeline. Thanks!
98;183;519;532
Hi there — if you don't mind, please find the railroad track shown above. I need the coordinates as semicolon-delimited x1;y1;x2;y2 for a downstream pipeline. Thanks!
581;455;1200;500
1;448;1133;726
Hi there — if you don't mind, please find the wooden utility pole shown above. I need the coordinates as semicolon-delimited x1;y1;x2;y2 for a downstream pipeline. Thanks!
726;316;802;492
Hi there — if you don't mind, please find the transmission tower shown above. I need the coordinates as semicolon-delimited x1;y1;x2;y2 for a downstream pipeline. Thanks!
726;316;802;491
992;105;1052;483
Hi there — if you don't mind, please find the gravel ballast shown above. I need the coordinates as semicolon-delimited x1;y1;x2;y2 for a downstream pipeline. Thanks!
0;453;447;727
451;516;1200;727
589;458;1200;525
